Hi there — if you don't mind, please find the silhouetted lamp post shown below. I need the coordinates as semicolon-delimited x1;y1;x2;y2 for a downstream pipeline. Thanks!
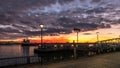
96;32;99;42
74;28;80;43
73;28;80;59
40;24;44;48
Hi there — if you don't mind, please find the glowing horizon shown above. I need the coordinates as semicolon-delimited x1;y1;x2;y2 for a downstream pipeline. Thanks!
0;24;120;43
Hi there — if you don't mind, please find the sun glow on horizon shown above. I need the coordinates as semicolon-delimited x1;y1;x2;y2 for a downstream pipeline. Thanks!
0;24;120;43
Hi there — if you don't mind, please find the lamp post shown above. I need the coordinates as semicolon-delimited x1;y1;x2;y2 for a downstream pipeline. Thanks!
73;28;80;43
73;28;80;59
96;32;99;42
40;24;44;48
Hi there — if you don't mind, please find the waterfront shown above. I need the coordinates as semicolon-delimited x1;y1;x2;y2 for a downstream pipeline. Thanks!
8;52;120;68
0;45;38;58
0;44;120;68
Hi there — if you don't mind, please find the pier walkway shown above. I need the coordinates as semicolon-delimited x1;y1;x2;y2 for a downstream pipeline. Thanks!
8;52;120;68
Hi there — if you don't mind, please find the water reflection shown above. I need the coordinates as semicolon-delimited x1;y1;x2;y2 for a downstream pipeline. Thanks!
21;46;30;56
0;45;38;58
0;45;21;58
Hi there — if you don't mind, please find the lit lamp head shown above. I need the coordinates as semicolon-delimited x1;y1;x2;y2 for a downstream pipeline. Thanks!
40;24;44;28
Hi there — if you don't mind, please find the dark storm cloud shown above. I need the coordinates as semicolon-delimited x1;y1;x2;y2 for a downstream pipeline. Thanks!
57;17;109;31
0;28;25;39
45;28;72;34
0;0;73;11
24;28;72;36
0;28;20;33
0;0;118;39
24;30;40;36
61;22;99;29
86;7;106;13
0;32;23;39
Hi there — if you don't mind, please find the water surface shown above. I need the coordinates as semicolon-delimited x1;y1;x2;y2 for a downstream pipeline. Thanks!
0;45;38;58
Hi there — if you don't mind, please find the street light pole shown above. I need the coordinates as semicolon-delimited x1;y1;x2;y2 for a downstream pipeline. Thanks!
77;31;79;43
41;27;43;47
40;24;44;48
96;32;99;42
73;28;80;59
74;28;80;43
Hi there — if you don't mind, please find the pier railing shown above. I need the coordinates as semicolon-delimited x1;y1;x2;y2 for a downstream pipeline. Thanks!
0;56;40;67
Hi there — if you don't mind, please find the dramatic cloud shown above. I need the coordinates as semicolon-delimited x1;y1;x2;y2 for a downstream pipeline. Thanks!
0;0;119;39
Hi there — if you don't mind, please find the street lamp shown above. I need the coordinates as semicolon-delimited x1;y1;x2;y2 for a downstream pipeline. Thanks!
73;28;80;59
73;28;80;43
40;24;44;48
96;32;99;42
40;24;44;28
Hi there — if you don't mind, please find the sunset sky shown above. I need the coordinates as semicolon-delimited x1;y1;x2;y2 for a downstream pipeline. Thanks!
0;0;120;43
